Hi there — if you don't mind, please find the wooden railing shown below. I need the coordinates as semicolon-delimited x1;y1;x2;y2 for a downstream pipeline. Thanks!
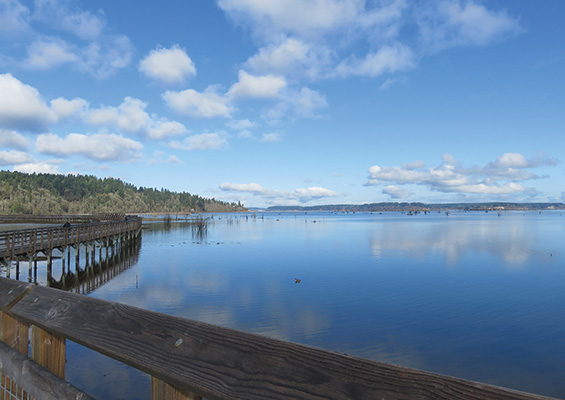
0;277;556;400
0;217;142;259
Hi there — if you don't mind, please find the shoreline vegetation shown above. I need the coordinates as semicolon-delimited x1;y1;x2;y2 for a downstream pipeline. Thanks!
0;170;246;214
1;170;563;215
258;202;565;213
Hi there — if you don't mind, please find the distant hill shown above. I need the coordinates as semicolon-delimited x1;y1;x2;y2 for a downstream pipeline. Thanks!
266;202;565;212
0;170;246;214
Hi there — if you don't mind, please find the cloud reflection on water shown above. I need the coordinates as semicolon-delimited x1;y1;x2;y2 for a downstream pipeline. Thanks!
370;213;557;268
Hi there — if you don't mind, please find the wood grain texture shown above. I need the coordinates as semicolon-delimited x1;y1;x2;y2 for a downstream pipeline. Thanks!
0;311;28;355
0;340;93;400
152;377;202;400
31;325;66;378
7;283;556;400
0;278;34;311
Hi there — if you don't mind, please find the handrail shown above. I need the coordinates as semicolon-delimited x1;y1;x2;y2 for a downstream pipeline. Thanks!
0;217;142;258
0;277;555;400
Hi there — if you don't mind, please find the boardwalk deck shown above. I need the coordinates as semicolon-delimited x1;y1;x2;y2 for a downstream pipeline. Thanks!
0;217;141;261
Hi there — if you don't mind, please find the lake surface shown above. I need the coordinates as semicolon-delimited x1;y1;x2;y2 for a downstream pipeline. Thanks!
5;211;565;399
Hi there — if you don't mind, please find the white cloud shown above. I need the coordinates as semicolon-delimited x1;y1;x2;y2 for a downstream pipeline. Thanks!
245;37;328;79
50;97;89;121
416;0;522;52
0;129;30;150
23;37;78;70
87;97;186;139
163;87;233;118
36;132;143;162
78;35;133;79
169;133;228;151
219;182;339;205
14;161;61;174
217;0;365;40
335;43;414;78
0;0;30;36
366;153;557;198
139;45;197;85
382;185;411;199
146;120;187;140
33;0;106;40
0;73;54;132
0;150;34;165
227;70;287;99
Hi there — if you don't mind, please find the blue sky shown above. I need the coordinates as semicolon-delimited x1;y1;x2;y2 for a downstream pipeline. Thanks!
0;0;563;207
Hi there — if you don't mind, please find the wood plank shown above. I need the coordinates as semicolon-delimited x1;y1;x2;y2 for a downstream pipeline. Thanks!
0;311;28;355
0;278;34;311
8;284;556;400
152;377;201;400
31;325;66;378
0;340;93;400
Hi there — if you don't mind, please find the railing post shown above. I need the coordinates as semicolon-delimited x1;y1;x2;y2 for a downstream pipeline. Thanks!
31;325;66;379
1;311;29;400
151;377;202;400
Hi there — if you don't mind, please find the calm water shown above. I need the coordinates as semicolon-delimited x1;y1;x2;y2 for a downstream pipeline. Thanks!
9;211;565;399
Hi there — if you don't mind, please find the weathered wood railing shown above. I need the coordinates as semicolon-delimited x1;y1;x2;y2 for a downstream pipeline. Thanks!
0;217;141;260
0;277;556;400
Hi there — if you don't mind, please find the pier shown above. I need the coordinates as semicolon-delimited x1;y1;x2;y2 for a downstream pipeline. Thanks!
0;215;142;283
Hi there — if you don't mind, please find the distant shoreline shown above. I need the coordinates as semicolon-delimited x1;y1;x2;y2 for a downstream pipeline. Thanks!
251;202;565;213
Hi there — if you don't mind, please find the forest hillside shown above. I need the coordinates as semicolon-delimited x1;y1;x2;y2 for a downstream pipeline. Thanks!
0;171;246;214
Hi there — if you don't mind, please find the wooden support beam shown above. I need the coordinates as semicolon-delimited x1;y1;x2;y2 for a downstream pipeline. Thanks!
152;377;201;400
31;325;66;379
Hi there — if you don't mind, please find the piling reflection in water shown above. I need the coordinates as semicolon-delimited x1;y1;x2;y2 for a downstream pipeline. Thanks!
47;235;142;294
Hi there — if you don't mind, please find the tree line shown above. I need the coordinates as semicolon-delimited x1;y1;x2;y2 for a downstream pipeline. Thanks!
0;171;246;214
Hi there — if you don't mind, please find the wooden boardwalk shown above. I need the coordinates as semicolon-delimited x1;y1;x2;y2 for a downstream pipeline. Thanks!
0;216;141;262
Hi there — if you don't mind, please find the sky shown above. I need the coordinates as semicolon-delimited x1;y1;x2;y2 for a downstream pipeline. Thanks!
0;0;564;208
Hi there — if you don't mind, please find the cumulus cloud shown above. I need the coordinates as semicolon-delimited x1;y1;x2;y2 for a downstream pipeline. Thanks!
169;132;228;151
227;70;287;99
366;153;557;199
87;97;186;139
382;185;411;199
0;150;34;165
139;45;197;85
0;73;54;132
163;86;233;118
14;160;61;174
0;129;30;150
36;132;143;162
50;97;89;121
220;182;340;205
23;37;78;70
